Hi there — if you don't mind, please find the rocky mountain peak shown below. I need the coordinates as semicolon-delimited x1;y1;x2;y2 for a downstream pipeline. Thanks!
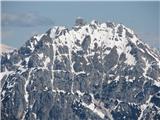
1;19;160;120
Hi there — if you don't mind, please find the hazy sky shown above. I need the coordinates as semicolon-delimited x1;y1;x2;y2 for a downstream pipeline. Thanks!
1;1;160;49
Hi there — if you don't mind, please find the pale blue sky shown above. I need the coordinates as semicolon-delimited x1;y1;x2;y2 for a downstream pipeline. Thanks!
1;1;160;49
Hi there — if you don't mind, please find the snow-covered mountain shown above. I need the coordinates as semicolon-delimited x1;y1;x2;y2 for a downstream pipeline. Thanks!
1;19;160;120
0;44;15;55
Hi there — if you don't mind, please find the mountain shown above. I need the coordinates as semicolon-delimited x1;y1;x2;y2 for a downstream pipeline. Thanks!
1;19;160;120
0;44;15;55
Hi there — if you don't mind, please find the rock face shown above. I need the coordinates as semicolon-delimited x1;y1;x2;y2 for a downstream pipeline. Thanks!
1;20;160;120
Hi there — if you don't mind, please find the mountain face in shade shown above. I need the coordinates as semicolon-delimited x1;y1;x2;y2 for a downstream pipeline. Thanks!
1;19;160;120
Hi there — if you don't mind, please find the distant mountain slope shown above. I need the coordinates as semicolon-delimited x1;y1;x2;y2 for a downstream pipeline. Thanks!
1;19;160;120
0;44;15;55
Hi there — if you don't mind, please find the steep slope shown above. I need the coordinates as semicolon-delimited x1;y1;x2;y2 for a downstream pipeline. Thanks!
1;19;160;120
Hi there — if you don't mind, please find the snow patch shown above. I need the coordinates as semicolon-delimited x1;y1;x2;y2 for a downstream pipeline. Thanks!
44;57;51;67
154;80;160;87
24;79;29;103
82;102;105;119
76;90;85;96
24;70;31;105
0;72;7;81
124;49;136;65
32;112;37;119
33;34;44;41
7;81;15;89
142;57;150;78
50;27;57;38
38;53;44;59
